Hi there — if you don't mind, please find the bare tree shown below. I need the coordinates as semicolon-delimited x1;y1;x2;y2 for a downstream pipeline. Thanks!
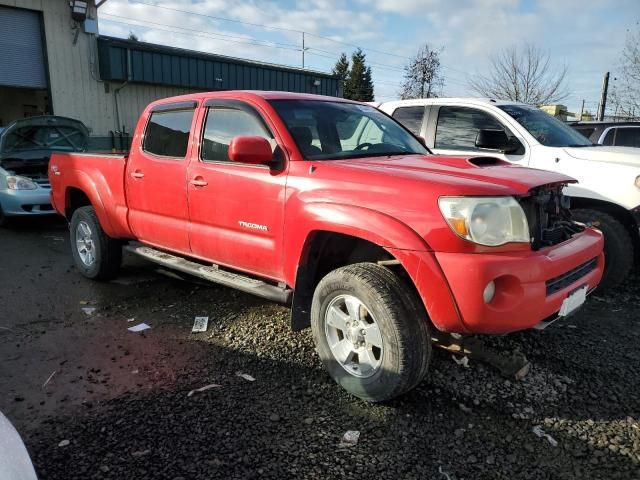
399;44;444;100
610;22;640;118
469;43;568;105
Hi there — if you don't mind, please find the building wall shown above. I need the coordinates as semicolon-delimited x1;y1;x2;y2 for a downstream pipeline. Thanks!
0;0;199;137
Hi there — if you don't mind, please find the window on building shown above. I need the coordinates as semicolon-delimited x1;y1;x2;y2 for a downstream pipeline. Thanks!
573;127;595;139
201;107;274;162
143;109;194;158
392;106;425;136
613;127;640;147
435;106;505;149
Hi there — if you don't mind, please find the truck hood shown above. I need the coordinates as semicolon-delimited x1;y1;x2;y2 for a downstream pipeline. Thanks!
332;154;575;195
563;146;640;167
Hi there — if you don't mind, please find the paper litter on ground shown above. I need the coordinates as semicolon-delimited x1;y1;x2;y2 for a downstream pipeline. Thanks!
339;430;360;447
236;372;256;382
187;383;222;397
128;323;151;332
192;316;209;333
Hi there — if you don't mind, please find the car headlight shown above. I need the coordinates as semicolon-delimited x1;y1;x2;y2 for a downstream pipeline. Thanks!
6;176;37;190
438;196;530;246
635;175;640;189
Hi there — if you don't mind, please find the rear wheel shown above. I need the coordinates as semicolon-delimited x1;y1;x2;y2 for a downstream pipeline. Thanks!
572;209;634;290
310;263;431;402
70;206;122;280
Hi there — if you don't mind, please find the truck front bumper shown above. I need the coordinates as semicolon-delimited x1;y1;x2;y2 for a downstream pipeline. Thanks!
431;228;604;334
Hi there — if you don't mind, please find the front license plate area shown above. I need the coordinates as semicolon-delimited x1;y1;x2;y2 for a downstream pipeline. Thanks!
558;285;588;317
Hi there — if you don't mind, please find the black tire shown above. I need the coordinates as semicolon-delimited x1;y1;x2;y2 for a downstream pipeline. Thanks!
310;262;431;402
572;208;634;290
70;206;122;280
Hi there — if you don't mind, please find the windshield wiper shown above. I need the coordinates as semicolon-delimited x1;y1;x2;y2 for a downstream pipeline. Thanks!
567;144;599;147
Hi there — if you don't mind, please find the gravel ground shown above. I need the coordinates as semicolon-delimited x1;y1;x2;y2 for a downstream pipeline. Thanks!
1;219;639;479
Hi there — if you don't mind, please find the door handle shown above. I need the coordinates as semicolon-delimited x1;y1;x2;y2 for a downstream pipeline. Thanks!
190;177;208;187
131;170;145;179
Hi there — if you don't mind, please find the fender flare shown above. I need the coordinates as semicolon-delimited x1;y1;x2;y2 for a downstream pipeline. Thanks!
64;170;116;236
284;202;431;286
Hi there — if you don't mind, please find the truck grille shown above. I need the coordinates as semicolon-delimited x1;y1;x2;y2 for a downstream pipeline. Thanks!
518;185;585;250
546;258;598;295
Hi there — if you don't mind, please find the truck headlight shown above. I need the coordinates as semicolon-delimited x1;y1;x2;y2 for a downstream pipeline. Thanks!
6;176;37;190
438;196;530;246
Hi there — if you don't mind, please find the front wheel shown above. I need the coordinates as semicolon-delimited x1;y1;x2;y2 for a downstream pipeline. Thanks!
70;206;122;280
572;209;634;290
310;263;431;402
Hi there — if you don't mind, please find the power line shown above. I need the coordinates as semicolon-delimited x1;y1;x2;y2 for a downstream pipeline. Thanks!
100;13;301;51
127;0;305;34
123;0;415;62
106;1;470;85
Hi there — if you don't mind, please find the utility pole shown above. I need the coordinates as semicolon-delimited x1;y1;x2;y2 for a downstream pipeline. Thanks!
301;32;306;69
597;72;609;121
580;99;585;121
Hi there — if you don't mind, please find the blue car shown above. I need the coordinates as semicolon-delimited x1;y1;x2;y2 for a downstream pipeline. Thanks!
0;116;89;226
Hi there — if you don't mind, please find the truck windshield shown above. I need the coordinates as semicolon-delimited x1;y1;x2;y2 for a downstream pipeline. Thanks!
498;104;594;147
269;99;428;160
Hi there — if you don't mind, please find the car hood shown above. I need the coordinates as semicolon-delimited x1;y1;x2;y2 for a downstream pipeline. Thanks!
0;115;89;157
331;154;576;195
563;146;640;166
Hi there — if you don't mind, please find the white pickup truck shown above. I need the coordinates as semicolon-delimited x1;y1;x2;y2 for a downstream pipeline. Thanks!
376;98;640;289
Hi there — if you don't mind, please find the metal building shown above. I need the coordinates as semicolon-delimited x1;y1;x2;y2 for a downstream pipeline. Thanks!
0;0;340;147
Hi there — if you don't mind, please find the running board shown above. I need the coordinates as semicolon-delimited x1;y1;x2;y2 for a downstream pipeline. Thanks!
125;244;293;304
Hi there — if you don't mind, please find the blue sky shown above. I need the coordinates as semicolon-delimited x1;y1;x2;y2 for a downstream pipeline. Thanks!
98;0;639;114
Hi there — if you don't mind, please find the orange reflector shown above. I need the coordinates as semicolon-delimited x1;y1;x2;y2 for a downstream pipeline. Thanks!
448;217;469;237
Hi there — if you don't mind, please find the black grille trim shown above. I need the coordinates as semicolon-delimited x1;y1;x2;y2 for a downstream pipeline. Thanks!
546;258;598;296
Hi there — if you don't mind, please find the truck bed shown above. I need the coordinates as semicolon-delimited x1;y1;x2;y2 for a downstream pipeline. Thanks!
49;152;132;238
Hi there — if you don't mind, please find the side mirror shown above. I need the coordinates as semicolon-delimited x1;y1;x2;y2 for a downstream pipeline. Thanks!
475;129;515;152
228;136;273;165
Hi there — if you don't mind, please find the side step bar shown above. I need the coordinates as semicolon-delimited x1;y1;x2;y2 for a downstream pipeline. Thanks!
125;244;293;304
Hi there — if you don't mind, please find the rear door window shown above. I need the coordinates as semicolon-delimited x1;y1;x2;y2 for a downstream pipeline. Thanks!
143;109;195;158
391;106;425;136
613;127;640;147
435;106;504;149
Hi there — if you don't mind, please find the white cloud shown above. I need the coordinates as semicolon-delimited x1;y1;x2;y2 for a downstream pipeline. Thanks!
96;0;638;111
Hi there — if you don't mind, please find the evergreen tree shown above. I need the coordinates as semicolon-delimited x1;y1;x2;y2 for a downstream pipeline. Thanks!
343;49;375;101
332;53;350;98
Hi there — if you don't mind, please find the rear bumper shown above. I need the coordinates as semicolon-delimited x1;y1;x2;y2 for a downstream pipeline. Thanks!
432;228;604;334
0;189;55;216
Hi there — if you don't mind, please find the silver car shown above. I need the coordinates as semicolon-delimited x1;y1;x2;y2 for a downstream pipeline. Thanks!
0;116;89;226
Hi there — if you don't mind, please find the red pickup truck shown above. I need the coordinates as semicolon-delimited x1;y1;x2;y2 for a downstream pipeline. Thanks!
49;91;604;401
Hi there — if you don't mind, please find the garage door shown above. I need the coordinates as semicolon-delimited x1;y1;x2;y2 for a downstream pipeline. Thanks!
0;6;47;89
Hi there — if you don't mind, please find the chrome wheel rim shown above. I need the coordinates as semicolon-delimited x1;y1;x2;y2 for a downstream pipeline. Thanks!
324;294;384;378
75;221;96;267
